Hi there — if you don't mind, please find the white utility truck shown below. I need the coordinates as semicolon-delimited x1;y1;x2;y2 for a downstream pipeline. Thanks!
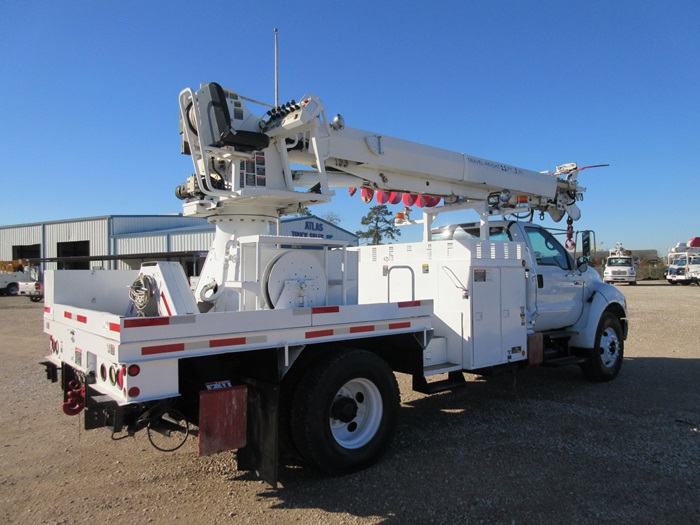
0;260;36;296
603;243;637;285
40;82;628;485
666;240;700;285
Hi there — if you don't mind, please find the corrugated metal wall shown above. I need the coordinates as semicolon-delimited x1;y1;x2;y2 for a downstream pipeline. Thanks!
0;224;43;259
44;218;110;260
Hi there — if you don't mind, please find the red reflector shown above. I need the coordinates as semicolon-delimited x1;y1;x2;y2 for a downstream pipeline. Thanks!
398;301;421;308
124;317;170;328
311;306;340;314
350;325;374;333
77;315;87;323
128;387;140;398
116;368;124;388
209;337;246;348
389;321;411;329
306;329;334;339
127;364;140;377
141;342;185;356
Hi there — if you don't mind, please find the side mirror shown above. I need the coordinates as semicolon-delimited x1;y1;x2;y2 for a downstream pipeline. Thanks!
581;231;591;259
576;256;589;273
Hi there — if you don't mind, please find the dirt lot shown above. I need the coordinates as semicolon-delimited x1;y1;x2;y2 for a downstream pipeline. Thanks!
0;281;698;525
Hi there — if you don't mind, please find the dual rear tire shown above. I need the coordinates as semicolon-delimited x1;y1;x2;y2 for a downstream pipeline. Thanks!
288;349;399;475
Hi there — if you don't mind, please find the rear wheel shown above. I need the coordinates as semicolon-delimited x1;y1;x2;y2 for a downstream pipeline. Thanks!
580;312;624;382
290;349;399;475
6;283;19;295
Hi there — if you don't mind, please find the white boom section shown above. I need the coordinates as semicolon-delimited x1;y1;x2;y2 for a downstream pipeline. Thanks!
178;83;583;221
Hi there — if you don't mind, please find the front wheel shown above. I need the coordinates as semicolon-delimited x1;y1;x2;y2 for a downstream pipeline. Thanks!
580;312;624;382
290;349;400;475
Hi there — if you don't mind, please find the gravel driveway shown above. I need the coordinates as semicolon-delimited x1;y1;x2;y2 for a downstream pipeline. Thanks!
0;281;698;524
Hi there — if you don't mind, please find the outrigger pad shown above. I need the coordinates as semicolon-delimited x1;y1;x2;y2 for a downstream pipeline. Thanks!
198;385;248;456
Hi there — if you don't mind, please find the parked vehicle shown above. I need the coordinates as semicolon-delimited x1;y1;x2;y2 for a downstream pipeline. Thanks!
603;243;637;285
666;240;700;285
0;260;37;296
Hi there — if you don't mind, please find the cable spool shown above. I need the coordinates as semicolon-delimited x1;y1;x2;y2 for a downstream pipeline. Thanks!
129;274;158;317
262;251;328;309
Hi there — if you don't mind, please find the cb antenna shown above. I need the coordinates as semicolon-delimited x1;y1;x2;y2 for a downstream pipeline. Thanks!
274;28;279;106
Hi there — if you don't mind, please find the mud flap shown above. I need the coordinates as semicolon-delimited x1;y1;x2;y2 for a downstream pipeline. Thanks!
236;377;280;487
198;385;248;456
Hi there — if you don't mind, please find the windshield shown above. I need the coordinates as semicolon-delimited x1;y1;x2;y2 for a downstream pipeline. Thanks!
607;257;632;267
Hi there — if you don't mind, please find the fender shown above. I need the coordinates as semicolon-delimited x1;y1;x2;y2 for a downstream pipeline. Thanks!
569;282;628;349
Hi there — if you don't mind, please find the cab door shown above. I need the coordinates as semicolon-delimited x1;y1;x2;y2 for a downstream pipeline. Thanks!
522;225;584;332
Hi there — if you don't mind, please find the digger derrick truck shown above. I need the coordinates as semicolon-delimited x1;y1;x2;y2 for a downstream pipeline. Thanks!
40;82;628;486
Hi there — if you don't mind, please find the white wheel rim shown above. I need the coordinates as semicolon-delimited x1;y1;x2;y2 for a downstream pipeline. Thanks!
329;378;383;449
599;328;621;369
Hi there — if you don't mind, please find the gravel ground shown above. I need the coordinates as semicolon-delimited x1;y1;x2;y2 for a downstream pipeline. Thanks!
0;281;698;524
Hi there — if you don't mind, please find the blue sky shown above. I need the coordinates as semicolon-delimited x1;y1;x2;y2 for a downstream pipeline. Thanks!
1;1;698;255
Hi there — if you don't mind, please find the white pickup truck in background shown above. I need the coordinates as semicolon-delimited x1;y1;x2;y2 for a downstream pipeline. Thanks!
18;279;43;302
0;260;38;297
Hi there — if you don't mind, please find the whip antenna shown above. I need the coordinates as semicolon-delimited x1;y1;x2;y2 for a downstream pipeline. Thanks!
274;28;279;106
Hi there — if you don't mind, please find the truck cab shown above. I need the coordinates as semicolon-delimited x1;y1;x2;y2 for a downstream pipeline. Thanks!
667;254;700;285
603;255;637;285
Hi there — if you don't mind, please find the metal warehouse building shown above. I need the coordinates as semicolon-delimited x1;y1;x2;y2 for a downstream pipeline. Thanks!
0;214;358;278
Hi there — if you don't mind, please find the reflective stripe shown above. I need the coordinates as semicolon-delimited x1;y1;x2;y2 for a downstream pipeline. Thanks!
124;317;170;328
311;306;340;314
142;343;185;356
306;329;334;339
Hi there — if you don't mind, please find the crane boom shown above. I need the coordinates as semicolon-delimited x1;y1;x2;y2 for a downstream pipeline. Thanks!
177;82;584;226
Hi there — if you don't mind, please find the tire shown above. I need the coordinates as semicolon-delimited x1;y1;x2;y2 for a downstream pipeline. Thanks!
290;349;400;475
6;283;19;296
680;281;691;286
30;296;43;303
629;281;637;286
668;280;677;285
580;312;624;382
